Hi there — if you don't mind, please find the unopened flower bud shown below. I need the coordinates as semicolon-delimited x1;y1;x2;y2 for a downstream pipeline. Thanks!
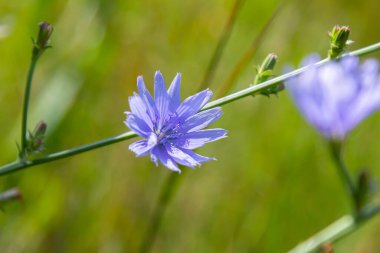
26;120;47;154
33;21;54;58
254;53;277;85
37;22;53;48
33;120;47;138
253;53;283;97
328;25;351;59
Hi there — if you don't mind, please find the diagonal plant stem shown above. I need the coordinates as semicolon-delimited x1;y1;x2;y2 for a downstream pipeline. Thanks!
287;204;380;253
198;0;246;91
288;215;356;253
0;131;137;175
0;42;379;177
204;42;380;110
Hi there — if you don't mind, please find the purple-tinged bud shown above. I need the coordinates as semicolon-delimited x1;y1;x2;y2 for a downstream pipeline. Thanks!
328;25;351;59
37;22;53;48
33;22;54;58
26;120;47;154
33;120;47;138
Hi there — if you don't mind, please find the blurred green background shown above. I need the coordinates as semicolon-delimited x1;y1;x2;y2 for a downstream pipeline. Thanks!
1;0;380;252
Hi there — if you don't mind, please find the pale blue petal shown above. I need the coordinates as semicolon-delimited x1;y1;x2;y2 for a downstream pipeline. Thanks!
165;143;200;168
129;133;157;157
288;58;344;138
137;76;158;124
176;89;213;120
150;152;159;166
124;113;151;138
175;128;228;149
129;140;150;156
167;73;181;112
300;54;320;67
154;71;171;130
288;55;380;140
151;145;181;173
182;149;215;163
347;68;380;131
361;59;379;83
128;93;153;129
166;145;215;168
181;108;223;132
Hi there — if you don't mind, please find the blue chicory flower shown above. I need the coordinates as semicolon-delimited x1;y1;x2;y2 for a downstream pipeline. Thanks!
287;55;380;140
125;71;227;173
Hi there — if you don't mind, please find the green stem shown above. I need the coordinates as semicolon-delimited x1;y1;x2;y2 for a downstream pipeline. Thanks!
139;172;183;253
288;215;356;253
329;141;357;209
20;55;39;158
287;204;380;253
204;42;380;110
0;42;380;176
0;131;137;175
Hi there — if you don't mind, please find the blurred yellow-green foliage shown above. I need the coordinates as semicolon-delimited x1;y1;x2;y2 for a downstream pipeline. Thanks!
1;0;380;252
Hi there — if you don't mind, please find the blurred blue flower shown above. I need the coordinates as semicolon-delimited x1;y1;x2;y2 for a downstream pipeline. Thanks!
287;55;380;140
125;71;227;173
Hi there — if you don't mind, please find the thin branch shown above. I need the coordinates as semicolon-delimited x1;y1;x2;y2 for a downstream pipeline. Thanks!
287;204;380;253
0;42;379;176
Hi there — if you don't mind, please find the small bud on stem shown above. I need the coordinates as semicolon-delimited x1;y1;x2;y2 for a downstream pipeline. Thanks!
32;21;54;58
254;53;278;84
25;120;47;155
253;53;284;97
328;25;351;59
